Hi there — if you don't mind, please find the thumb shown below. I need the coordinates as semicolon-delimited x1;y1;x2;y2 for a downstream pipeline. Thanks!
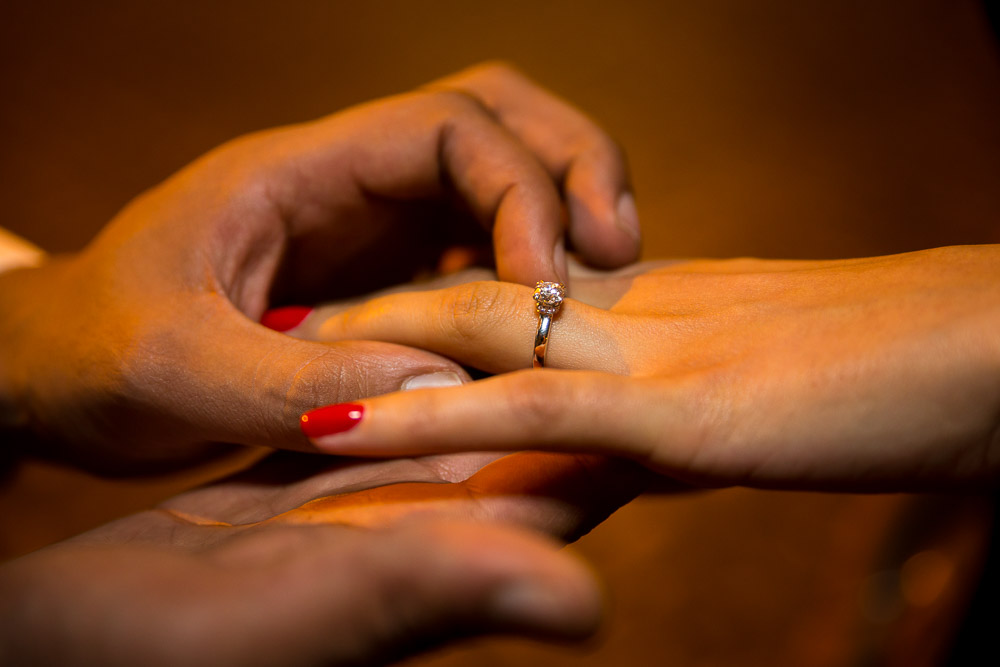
140;302;470;453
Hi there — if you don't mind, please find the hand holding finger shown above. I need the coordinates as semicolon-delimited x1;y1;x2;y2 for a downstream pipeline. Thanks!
0;63;642;467
302;280;628;375
289;247;1000;492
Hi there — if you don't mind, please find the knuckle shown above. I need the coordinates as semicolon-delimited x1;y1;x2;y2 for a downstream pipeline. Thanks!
281;348;357;417
587;131;628;167
500;372;575;434
397;391;448;443
469;59;525;84
116;319;185;399
422;87;490;119
194;128;275;184
437;281;517;343
648;370;736;477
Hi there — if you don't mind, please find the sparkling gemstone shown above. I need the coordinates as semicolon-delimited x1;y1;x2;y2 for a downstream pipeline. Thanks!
533;281;566;314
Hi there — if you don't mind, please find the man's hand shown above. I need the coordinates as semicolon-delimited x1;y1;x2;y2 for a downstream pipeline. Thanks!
0;445;653;666
0;521;597;667
0;63;639;469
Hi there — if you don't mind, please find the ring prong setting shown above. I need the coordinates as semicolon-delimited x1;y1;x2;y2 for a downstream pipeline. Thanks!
533;281;566;315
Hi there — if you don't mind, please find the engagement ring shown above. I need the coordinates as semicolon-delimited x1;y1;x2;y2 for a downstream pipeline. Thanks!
532;281;565;368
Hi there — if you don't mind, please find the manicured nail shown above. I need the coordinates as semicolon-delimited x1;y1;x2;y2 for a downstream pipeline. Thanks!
615;192;641;242
300;403;364;438
261;306;313;332
401;371;464;391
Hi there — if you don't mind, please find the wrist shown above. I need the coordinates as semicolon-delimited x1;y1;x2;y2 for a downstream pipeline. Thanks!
0;268;37;432
0;258;69;441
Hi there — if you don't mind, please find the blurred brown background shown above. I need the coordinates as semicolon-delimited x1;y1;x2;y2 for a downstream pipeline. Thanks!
3;1;1000;665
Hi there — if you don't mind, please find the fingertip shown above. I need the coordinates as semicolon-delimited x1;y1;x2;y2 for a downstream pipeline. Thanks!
299;366;470;452
494;248;560;288
299;403;365;440
493;203;566;287
615;191;641;245
495;540;603;640
261;306;313;332
565;200;639;269
488;573;602;640
421;520;603;640
564;164;641;269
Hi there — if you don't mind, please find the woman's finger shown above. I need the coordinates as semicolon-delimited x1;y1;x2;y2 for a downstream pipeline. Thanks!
302;281;628;375
428;62;641;268
296;370;718;482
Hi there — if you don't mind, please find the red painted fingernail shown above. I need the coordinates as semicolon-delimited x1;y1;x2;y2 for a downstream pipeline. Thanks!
261;306;313;332
300;403;364;438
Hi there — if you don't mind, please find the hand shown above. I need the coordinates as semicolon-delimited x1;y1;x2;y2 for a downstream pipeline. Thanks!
162;447;650;541
0;450;629;666
292;245;1000;491
0;62;639;470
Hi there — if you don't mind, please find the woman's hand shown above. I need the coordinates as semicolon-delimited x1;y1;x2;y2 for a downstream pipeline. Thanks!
0;447;636;666
295;245;1000;491
0;62;639;469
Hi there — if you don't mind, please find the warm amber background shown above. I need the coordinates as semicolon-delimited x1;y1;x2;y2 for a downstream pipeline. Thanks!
3;1;1000;665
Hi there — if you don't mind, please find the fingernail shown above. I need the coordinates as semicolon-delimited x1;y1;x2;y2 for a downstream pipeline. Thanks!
300;403;364;438
489;583;576;633
615;192;641;242
261;306;313;332
401;371;464;391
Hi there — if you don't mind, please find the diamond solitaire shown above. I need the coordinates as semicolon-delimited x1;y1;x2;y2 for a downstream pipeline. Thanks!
533;281;566;315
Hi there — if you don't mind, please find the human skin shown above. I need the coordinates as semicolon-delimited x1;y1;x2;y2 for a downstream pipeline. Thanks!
0;264;652;665
0;65;651;665
294;246;1000;491
0;446;650;666
0;62;639;471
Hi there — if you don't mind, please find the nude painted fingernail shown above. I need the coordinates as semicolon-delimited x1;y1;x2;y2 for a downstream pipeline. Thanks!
261;306;313;332
300;403;364;438
401;372;464;391
615;192;641;242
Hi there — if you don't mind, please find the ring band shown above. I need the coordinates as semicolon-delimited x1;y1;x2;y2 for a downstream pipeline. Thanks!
532;281;566;368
